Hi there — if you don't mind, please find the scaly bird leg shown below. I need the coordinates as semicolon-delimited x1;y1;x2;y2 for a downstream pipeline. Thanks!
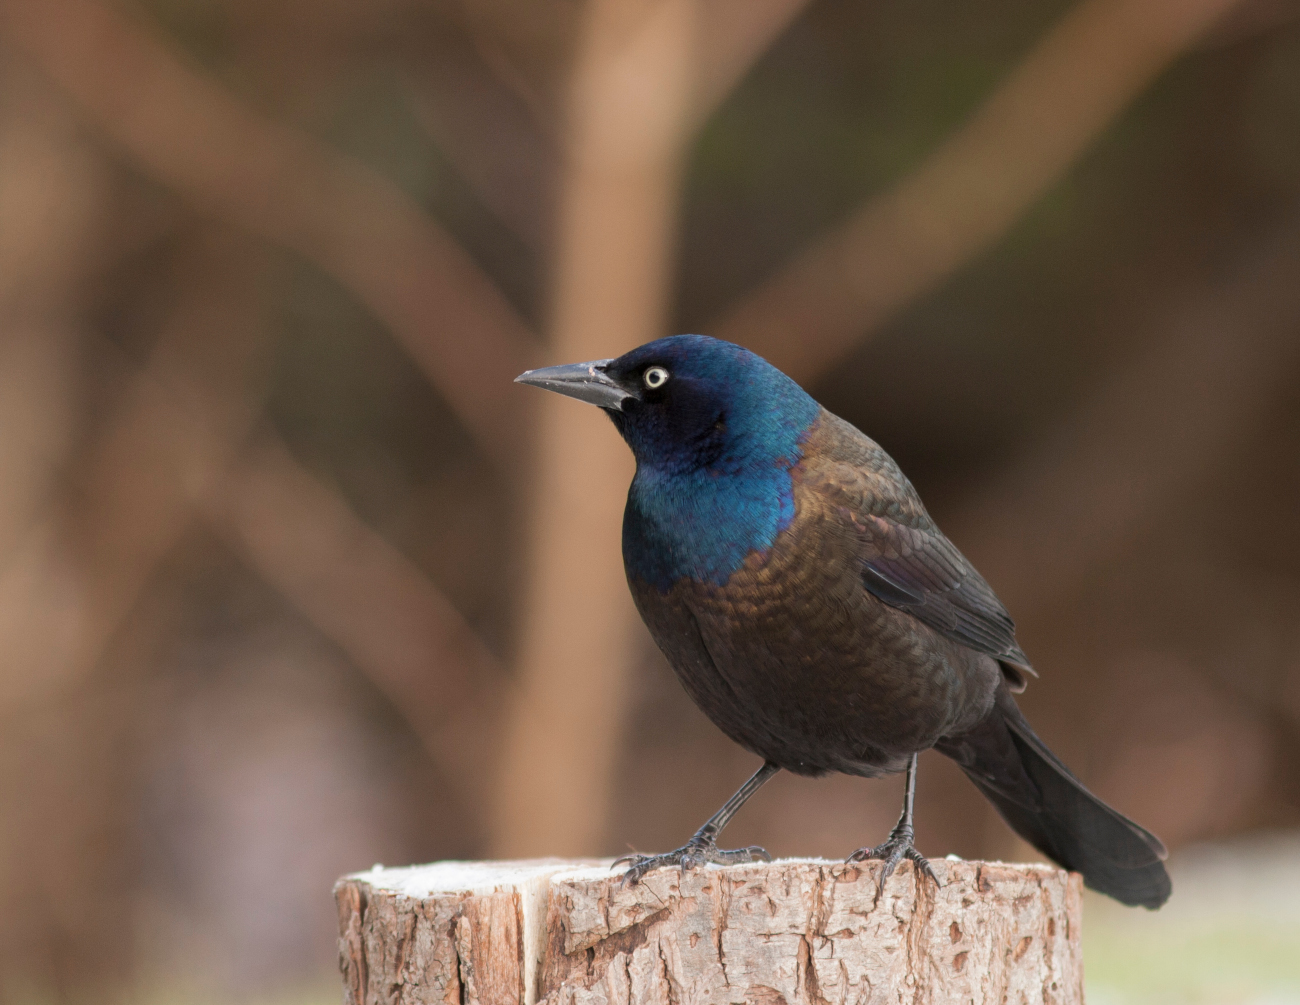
848;753;939;892
615;761;780;885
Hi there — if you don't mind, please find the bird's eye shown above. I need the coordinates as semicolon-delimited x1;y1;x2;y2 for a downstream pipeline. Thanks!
643;366;669;389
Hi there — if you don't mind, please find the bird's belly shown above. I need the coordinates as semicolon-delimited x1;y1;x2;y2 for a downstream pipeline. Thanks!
629;519;997;777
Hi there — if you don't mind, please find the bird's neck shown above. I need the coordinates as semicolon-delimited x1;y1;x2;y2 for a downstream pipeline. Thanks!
622;439;808;592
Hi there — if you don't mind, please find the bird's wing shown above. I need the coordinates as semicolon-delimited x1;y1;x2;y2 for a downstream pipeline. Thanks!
800;413;1034;681
851;510;1033;673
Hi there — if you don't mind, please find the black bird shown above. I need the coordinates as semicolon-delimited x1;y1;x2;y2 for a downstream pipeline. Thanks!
516;335;1170;908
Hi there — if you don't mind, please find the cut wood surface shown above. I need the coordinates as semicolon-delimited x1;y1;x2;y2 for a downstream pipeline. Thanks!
335;857;1083;1005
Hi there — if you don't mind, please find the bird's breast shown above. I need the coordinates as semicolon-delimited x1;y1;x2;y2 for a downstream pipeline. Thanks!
627;450;998;776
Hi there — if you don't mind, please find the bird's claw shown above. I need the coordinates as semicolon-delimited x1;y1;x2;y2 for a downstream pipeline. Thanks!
848;830;938;893
614;836;771;885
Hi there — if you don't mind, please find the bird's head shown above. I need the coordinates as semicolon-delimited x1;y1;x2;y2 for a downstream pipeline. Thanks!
515;335;820;475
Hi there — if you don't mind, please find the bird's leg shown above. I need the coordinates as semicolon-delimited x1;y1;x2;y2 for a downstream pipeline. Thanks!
848;753;939;891
615;761;780;885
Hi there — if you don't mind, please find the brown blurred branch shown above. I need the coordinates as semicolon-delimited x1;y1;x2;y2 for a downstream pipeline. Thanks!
0;230;266;716
1;0;538;469
0;67;95;564
408;0;810;258
693;0;811;122
1202;0;1300;47
715;0;1245;383
0;215;503;811
406;26;559;251
3;4;518;823
202;434;505;795
491;0;697;858
945;214;1300;618
491;0;814;858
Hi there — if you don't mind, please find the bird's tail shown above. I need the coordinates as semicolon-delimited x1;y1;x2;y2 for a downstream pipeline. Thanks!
935;686;1171;908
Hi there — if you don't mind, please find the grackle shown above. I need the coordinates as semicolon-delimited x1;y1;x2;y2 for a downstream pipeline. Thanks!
516;335;1170;908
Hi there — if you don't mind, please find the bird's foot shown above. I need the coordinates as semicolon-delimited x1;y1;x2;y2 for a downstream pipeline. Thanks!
847;828;938;893
614;834;771;886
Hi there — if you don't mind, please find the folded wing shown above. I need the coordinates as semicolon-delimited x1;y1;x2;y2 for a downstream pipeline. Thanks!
856;512;1031;669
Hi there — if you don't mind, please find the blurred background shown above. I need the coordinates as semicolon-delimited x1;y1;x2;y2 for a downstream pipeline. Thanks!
2;0;1300;1001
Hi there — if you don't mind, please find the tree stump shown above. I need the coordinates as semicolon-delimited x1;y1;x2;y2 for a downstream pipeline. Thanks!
335;858;1083;1005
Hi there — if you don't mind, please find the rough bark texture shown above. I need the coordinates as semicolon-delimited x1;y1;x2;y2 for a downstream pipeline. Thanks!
335;858;1083;1005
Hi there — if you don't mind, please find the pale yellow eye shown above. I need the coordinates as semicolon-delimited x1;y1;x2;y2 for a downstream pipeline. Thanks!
643;366;669;389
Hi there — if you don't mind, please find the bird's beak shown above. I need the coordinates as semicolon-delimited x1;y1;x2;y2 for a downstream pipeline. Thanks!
514;359;636;411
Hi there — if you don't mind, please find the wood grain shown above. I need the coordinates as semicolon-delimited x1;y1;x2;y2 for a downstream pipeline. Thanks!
336;858;1083;1005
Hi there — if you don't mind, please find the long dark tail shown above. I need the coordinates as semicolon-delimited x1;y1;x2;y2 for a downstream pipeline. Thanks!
936;686;1171;909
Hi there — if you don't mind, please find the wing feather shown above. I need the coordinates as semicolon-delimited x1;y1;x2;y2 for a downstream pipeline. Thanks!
800;417;1035;683
855;511;1032;670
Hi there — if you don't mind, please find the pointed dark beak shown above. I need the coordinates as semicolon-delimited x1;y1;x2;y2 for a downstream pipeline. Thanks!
514;359;636;411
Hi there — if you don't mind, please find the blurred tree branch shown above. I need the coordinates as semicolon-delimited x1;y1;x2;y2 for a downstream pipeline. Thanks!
491;0;700;858
0;216;504;816
485;0;810;860
405;22;560;252
202;433;506;804
0;228;266;717
0;79;130;986
715;0;1247;384
946;213;1300;619
1202;0;1300;46
692;0;811;124
2;0;528;850
406;0;810;256
911;217;1300;851
0;64;96;566
0;230;262;983
1;0;539;470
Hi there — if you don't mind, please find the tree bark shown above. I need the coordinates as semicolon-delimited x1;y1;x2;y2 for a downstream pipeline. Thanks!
336;858;1083;1005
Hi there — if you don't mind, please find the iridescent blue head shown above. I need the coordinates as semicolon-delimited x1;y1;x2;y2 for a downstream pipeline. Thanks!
516;335;822;590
